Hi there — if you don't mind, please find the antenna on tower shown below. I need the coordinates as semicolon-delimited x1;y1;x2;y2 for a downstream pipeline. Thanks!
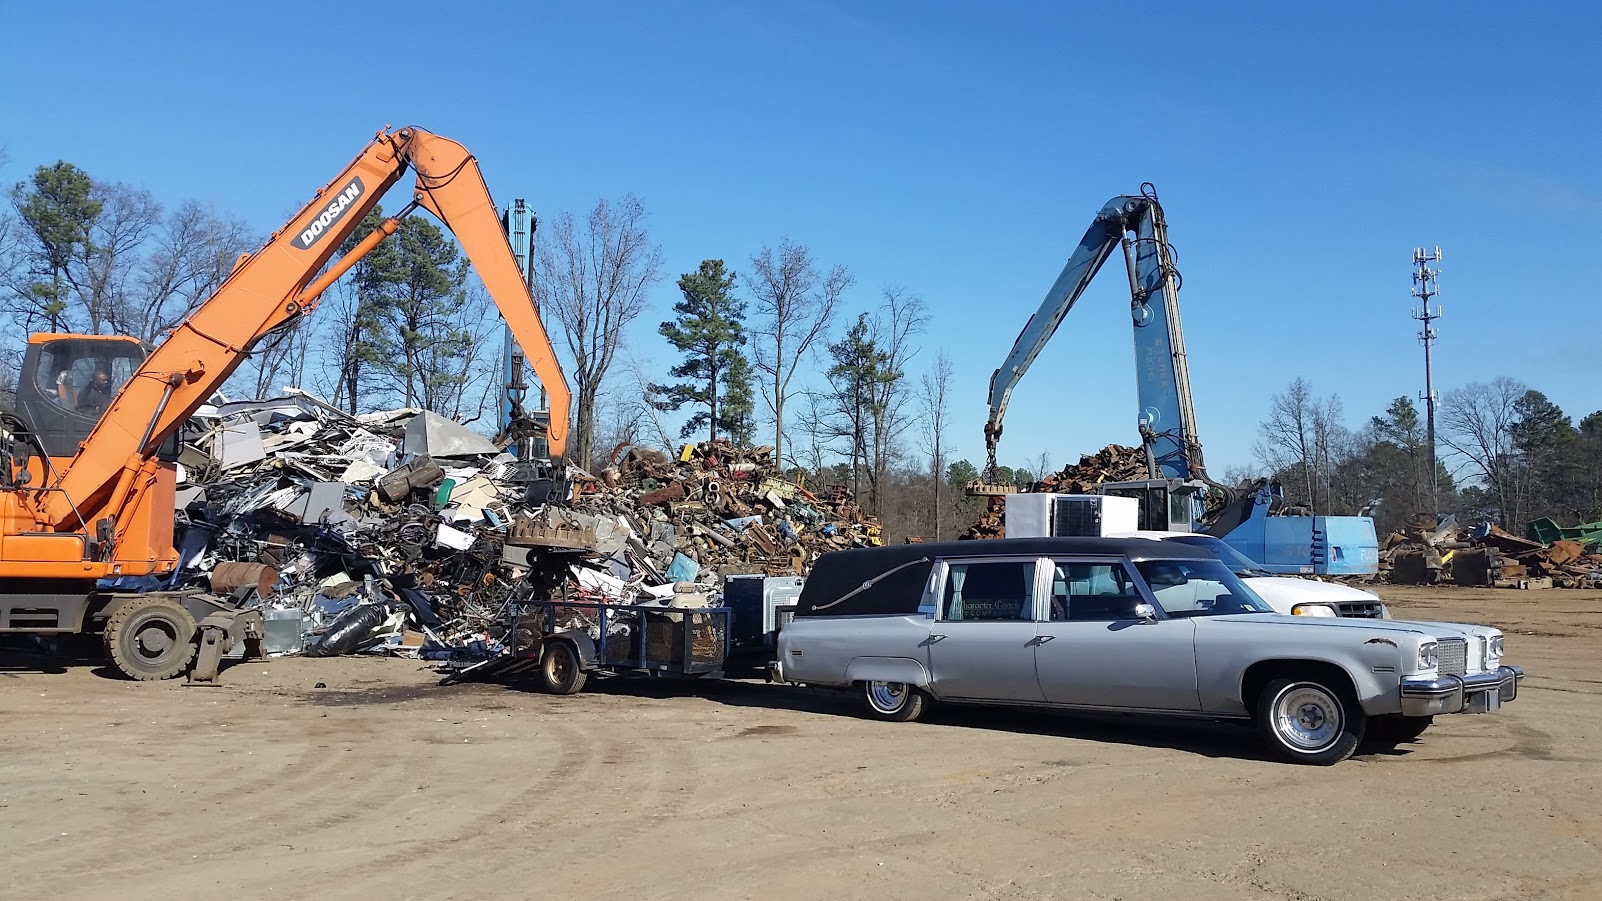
1411;246;1443;514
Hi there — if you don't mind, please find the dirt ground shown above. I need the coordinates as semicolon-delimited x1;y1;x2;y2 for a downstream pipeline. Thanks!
2;586;1599;901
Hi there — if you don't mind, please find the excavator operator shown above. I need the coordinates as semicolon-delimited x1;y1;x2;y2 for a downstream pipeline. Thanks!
76;369;115;415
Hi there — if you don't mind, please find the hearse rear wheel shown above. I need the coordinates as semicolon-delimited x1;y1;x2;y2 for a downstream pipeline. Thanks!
862;680;926;722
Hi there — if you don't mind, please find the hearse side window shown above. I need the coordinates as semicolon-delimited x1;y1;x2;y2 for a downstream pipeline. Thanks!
941;560;1035;622
1049;561;1144;622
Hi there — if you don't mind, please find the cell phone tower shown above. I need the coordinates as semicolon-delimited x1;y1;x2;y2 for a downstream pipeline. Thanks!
1411;246;1443;513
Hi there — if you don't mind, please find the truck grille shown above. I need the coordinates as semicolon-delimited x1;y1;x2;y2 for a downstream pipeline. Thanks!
1437;638;1468;676
1335;601;1385;619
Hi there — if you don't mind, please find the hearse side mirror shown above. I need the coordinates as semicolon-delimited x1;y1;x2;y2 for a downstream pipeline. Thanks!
1134;603;1157;622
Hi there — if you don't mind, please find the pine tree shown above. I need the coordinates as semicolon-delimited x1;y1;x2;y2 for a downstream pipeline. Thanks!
652;259;752;442
11;162;102;332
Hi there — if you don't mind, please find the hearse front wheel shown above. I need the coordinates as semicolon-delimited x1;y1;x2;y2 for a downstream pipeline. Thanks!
1257;675;1363;765
862;680;926;722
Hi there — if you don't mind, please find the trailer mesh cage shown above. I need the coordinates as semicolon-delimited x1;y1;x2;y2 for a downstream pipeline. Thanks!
508;598;730;676
600;609;728;670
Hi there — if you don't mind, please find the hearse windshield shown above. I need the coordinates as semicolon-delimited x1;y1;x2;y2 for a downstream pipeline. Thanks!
1134;558;1275;618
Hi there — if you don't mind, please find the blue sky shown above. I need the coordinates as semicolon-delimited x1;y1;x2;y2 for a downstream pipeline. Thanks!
2;1;1597;474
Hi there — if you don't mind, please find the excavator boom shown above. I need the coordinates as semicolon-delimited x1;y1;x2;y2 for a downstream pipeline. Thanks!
34;127;569;539
975;184;1206;491
972;186;1379;575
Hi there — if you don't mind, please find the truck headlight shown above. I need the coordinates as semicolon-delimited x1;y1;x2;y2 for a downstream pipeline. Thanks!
1292;603;1337;617
1418;641;1438;671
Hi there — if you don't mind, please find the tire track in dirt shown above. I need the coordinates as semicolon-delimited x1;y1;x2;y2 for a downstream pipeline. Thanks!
1130;848;1335;901
0;721;348;883
12;714;408;894
580;823;947;900
1375;718;1583;766
322;716;601;884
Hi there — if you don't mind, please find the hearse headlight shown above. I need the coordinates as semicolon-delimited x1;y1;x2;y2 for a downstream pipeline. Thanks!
1488;635;1504;661
1418;641;1438;671
1291;603;1337;617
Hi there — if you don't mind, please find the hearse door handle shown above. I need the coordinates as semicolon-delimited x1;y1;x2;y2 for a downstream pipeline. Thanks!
1030;635;1056;645
928;634;947;643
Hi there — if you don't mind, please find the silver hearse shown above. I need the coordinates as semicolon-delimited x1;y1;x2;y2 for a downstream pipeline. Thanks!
771;538;1523;765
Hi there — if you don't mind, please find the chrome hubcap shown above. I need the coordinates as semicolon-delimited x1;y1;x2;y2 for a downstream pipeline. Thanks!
1274;685;1341;751
867;681;906;713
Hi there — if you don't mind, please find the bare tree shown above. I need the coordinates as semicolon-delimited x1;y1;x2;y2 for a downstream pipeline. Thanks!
123;200;252;344
918;349;954;538
1255;377;1349;513
438;283;501;422
746;239;851;467
0;158;25;405
1033;450;1053;484
307;260;381;411
618;352;674;452
1440;377;1527;525
1220;462;1266;487
593;390;652;461
236;318;313;400
71;182;161;335
867;285;928;508
791;388;839;483
534;195;663;469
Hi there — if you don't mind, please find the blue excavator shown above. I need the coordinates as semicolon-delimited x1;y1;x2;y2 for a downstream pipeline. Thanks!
972;184;1378;576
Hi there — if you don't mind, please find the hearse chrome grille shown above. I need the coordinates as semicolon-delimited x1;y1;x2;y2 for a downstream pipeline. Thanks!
1437;638;1468;676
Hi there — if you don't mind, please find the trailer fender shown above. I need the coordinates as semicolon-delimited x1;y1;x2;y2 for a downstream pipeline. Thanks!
845;656;931;688
544;630;599;670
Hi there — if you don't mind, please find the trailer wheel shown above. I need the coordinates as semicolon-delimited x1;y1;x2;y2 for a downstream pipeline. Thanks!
104;597;199;681
540;641;587;695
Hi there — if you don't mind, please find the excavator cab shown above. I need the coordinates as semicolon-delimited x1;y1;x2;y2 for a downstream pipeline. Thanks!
15;334;149;461
1097;478;1204;532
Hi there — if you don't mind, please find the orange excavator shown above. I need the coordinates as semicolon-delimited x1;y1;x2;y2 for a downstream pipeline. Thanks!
0;126;571;682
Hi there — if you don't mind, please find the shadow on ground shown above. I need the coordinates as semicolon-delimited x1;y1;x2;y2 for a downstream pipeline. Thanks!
487;674;1425;764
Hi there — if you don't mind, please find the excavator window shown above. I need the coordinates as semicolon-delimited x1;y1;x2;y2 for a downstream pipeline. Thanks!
35;340;137;415
18;336;147;458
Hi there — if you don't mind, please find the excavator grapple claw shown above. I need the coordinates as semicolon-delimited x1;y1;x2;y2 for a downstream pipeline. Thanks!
965;479;1017;497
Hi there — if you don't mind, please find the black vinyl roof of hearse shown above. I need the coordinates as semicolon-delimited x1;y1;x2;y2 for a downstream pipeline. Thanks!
794;537;1212;618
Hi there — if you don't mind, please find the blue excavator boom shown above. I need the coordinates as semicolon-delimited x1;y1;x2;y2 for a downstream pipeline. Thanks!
975;184;1378;575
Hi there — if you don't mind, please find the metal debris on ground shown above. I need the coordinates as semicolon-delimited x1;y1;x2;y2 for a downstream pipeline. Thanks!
146;395;883;663
1381;515;1600;589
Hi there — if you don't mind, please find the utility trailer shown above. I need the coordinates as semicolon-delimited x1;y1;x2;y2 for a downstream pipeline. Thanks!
441;598;731;693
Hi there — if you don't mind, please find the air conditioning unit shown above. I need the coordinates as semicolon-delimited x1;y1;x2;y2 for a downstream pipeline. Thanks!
722;574;805;662
1003;493;1139;538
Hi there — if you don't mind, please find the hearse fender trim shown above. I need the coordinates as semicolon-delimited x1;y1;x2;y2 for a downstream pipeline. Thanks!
844;656;932;688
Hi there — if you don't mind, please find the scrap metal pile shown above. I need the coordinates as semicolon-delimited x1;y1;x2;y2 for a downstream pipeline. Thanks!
961;444;1148;539
154;395;881;660
1382;515;1602;589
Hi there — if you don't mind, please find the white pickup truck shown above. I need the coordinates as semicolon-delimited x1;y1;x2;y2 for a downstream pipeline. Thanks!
1110;531;1390;619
